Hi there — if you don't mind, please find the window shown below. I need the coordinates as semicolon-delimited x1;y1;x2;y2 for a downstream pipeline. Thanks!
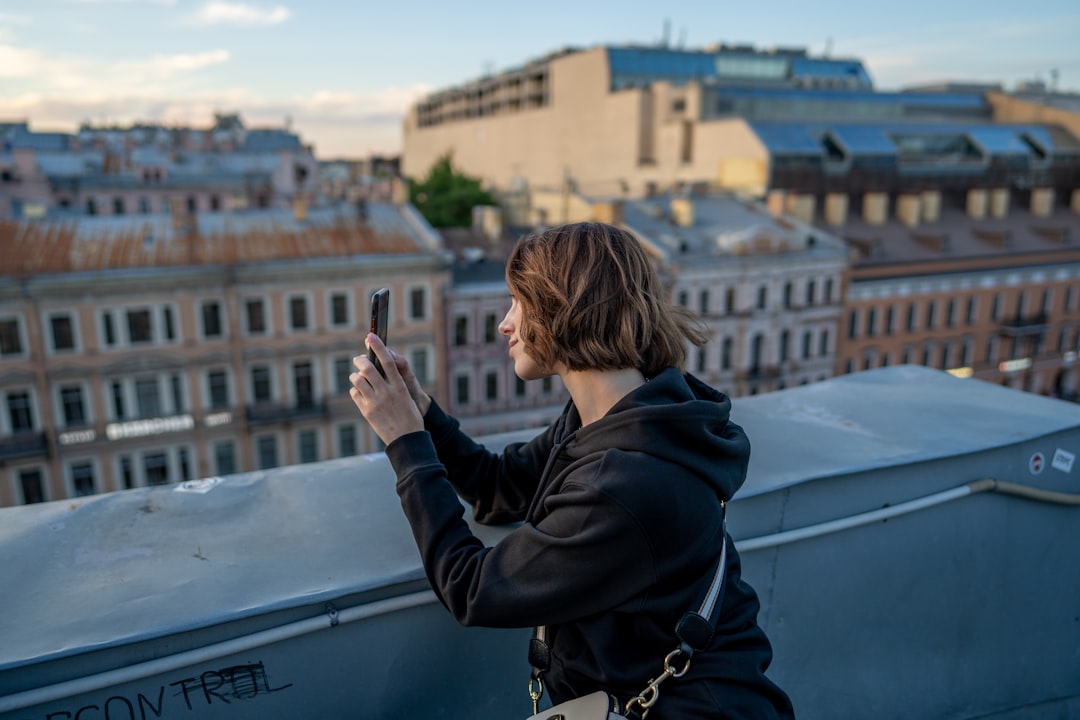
886;305;896;335
208;370;229;409
757;286;767;311
251;365;272;403
410;287;427;321
289;296;309;331
866;308;877;337
906;303;917;332
127;309;153;344
330;292;349;327
484;313;498;343
170;373;184;413
455;375;470;405
721;337;733;370
750;333;764;370
120;455;134;489
411;348;430;385
215;441;237;476
19;468;45;504
50;314;76;351
985;336;998;364
777;331;788;363
515;376;526;398
338;424;357;457
678;290;689;307
163;306;175;342
806;280;816;306
961;339;973;367
801;331;811;360
298;430;318;463
71;462;96;497
991;293;1002;322
139;197;150;214
102;312;116;346
484;371;498;401
1041;289;1052;314
946;299;957;328
145;452;169;486
966;297;977;325
135;378;161;418
925;301;937;330
293;361;314;407
725;288;736;314
0;319;22;355
202;301;223;338
696;346;706;373
257;435;279;470
783;283;793;309
819;329;830;357
60;385;86;426
8;390;34;432
178;447;191;482
542;377;554;395
453;316;468;346
1066;286;1076;314
699;290;710;315
848;310;859;339
111;381;126;419
824;279;833;304
113;197;125;215
246;299;267;335
334;357;352;394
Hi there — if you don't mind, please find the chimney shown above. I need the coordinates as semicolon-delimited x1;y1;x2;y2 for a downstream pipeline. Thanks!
990;188;1010;219
920;190;941;223
592;200;625;225
670;197;694;227
472;205;503;242
392;177;409;205
784;193;815;224
896;194;921;228
966;189;988;219
766;190;786;217
863;192;888;225
1031;188;1055;218
824;193;849;226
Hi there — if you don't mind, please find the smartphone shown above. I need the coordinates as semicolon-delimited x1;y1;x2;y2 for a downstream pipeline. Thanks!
369;288;390;377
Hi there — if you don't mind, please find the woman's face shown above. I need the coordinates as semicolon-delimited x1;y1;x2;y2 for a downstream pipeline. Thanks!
499;296;549;381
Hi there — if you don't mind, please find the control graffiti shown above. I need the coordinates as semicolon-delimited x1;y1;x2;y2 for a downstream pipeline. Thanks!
36;662;292;720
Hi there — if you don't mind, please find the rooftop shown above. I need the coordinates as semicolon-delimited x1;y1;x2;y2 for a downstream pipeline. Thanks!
0;203;437;277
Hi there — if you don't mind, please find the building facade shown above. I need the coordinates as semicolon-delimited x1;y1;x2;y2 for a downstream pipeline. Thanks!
0;204;448;507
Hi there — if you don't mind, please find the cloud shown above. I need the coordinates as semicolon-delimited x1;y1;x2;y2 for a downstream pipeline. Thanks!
149;49;231;72
64;0;178;4
193;2;291;26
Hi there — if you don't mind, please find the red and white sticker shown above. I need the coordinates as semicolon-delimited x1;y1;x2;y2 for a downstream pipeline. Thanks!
1029;452;1045;475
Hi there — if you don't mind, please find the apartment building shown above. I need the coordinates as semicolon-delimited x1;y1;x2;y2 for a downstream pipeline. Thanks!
402;43;992;200
438;219;567;436
0;115;318;222
0;203;448;507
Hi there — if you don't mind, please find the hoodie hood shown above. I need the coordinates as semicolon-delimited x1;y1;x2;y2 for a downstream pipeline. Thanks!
560;367;750;502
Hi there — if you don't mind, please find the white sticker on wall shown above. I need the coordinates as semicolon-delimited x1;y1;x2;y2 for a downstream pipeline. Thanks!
1029;452;1045;475
175;477;224;494
1052;449;1075;473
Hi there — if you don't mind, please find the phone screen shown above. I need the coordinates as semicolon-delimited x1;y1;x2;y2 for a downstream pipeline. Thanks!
369;288;389;377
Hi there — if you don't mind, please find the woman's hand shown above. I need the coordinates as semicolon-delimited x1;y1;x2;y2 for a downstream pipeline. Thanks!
350;333;425;446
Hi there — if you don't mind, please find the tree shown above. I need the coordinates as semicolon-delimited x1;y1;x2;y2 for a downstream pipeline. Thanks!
409;152;495;228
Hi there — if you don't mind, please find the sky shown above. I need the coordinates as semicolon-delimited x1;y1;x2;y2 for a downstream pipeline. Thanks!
1;0;1078;158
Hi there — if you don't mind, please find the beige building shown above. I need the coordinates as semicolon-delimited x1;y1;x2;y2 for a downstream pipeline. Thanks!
0;203;448;507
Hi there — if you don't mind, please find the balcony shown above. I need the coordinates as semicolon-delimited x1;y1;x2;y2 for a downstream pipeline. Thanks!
998;311;1049;337
0;432;49;462
246;400;329;426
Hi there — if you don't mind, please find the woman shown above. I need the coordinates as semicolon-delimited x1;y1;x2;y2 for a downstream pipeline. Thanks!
350;222;794;718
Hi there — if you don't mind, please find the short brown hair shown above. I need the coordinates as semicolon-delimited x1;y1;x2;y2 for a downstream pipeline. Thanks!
506;222;708;377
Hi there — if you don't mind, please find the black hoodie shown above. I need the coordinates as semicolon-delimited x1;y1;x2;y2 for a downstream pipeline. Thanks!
385;368;794;719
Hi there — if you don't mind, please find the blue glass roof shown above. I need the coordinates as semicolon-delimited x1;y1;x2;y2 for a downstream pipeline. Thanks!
607;48;723;82
791;57;872;86
748;120;1080;159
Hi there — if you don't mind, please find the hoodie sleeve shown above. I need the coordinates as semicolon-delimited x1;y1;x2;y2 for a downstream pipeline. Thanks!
386;432;656;628
421;398;557;525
